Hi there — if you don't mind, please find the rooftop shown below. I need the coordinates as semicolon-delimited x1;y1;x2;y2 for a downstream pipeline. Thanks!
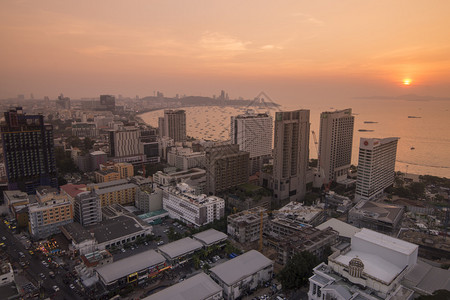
88;215;146;244
275;201;323;223
96;249;165;283
192;229;228;246
355;228;417;256
166;184;223;207
94;183;137;195
61;184;87;198
350;200;403;224
403;259;450;294
143;272;222;300
60;222;94;244
316;218;361;239
210;250;273;286
158;237;203;259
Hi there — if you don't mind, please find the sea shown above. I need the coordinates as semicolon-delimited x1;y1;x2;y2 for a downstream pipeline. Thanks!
139;98;450;178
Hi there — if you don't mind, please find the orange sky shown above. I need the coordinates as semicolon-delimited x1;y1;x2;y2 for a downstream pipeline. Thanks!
1;0;450;102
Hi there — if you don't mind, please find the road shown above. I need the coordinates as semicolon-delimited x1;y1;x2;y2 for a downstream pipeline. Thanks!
0;221;84;299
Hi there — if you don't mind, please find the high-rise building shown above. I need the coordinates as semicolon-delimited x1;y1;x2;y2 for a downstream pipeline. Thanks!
318;109;354;183
108;126;142;158
73;191;102;227
1;107;58;194
205;144;249;195
355;137;399;201
230;110;273;174
100;95;115;112
273;110;310;201
160;110;186;142
57;93;71;110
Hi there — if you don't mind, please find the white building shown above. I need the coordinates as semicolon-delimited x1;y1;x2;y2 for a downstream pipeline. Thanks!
153;168;206;194
230;110;273;174
318;109;354;183
163;183;225;227
209;250;273;300
167;147;206;170
308;228;418;300
273;110;310;201
0;262;14;287
135;185;163;213
355;137;399;201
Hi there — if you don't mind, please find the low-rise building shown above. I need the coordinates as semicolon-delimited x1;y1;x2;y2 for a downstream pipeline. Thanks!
153;168;206;194
96;249;167;289
193;229;228;248
209;250;273;300
158;237;203;265
316;218;361;242
95;169;120;183
348;200;404;234
87;179;138;206
227;207;268;244
28;187;73;240
274;201;325;227
61;184;87;203
163;183;225;227
143;272;222;300
0;262;14;287
266;226;339;265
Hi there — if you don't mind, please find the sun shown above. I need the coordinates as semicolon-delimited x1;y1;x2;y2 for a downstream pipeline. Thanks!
403;79;411;86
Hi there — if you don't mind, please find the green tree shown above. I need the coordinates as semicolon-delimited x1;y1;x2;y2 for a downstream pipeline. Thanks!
409;182;426;199
278;251;319;290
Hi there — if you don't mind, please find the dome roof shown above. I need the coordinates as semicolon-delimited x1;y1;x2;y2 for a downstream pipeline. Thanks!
349;257;364;268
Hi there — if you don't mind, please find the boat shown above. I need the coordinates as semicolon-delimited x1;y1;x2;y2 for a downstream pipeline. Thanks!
364;121;378;124
358;129;374;132
408;116;421;118
411;147;415;150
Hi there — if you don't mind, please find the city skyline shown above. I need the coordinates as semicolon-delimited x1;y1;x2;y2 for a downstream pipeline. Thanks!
1;1;450;102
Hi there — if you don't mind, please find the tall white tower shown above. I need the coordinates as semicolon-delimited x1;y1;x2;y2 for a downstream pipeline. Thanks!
355;137;399;201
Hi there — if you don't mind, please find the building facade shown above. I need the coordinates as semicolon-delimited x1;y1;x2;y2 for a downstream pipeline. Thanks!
273;110;310;201
205;144;249;195
73;191;102;227
163;183;225;227
355;137;399;201
109;126;142;158
230;110;273;174
1;107;58;194
227;207;268;244
318;109;354;183
161;110;186;142
87;179;138;206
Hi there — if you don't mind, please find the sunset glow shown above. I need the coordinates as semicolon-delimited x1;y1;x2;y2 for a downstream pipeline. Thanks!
403;79;412;86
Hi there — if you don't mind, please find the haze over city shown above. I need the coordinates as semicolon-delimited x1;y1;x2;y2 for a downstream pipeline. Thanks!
2;0;450;102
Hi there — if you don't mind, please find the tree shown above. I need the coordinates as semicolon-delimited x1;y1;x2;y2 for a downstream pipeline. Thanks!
277;251;319;290
409;182;426;199
417;290;450;300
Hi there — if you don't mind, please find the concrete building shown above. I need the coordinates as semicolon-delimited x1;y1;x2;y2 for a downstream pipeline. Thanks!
167;147;206;170
0;262;15;287
308;228;419;300
94;169;120;183
348;200;404;234
163;183;225;227
273;110;310;201
205;144;249;195
153;168;206;194
71;122;98;138
143;272;223;300
89;151;107;171
274;201;325;227
28;187;73;239
135;185;163;213
87;179;138;206
318;109;354;183
355;137;399;201
73;191;102;227
161;109;187;142
227;207;268;244
108;126;143;158
113;162;134;179
316;218;361;242
158;237;203;265
61;184;87;203
96;249;167;289
1;107;58;194
266;226;338;265
209;250;273;300
99;94;115;112
230;110;273;174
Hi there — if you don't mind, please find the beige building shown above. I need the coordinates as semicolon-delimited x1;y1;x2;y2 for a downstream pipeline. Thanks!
87;179;138;206
273;110;310;201
318;109;354;183
113;162;134;179
95;169;120;183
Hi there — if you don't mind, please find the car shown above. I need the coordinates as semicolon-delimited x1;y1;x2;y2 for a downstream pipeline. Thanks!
53;285;60;292
19;252;25;258
1;237;5;241
144;242;148;246
39;273;45;279
28;250;34;255
69;284;75;289
131;247;135;250
121;248;126;253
